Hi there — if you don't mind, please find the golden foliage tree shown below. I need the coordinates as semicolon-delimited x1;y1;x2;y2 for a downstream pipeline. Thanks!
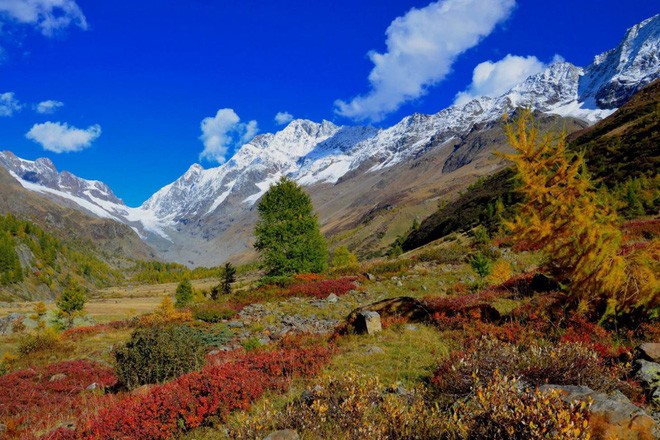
502;110;657;318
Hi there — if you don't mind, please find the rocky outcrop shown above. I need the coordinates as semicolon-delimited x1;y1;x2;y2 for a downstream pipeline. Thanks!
540;384;658;439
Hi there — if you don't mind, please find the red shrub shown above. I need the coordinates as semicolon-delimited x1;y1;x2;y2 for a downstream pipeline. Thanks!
0;360;117;438
285;277;357;299
43;346;332;440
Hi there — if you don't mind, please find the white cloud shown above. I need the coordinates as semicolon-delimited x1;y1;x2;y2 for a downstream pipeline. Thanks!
26;121;101;153
274;111;293;125
0;0;87;36
35;99;64;114
0;92;22;116
454;54;546;105
199;108;259;164
335;0;516;122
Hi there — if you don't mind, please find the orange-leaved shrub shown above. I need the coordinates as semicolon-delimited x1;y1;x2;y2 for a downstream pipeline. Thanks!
453;371;591;440
502;110;658;319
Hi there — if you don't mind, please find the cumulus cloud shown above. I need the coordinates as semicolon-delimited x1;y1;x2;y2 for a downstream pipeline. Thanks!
26;121;101;153
454;54;546;105
0;0;87;36
274;111;293;125
199;108;259;164
0;92;22;116
335;0;516;122
35;99;64;114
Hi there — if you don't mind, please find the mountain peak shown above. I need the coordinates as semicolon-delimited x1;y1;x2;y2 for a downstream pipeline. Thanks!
579;14;659;108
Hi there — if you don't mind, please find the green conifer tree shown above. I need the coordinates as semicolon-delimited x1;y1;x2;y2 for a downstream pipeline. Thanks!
254;177;328;276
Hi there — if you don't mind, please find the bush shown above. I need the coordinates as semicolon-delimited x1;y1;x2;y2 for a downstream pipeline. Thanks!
193;303;237;322
50;347;332;440
17;328;61;355
227;372;451;440
431;337;618;406
285;277;357;299
454;371;590;439
113;325;205;389
416;243;467;264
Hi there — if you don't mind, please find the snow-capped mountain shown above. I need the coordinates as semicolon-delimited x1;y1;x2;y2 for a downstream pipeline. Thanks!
1;14;658;266
579;14;660;108
0;151;168;239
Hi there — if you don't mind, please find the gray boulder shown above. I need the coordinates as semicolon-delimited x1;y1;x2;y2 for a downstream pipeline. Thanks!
355;311;382;335
540;384;657;438
263;429;300;440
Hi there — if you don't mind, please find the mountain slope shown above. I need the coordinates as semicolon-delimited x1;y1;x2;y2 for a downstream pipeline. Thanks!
0;166;157;300
403;79;660;251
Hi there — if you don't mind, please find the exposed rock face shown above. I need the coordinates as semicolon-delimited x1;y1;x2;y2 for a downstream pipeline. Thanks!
540;385;658;439
634;359;660;405
638;343;660;363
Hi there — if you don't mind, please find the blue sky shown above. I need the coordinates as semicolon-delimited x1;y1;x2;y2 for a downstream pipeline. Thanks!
0;0;657;206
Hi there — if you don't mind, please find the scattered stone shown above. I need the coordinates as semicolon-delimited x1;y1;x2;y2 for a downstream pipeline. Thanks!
207;349;221;356
396;281;403;287
365;346;385;355
86;383;98;390
634;360;660;390
421;285;428;291
263;429;300;440
326;293;339;303
355;311;382;335
367;273;376;281
0;313;22;335
259;337;271;346
404;324;418;332
49;373;67;382
540;385;657;438
638;343;660;363
310;301;326;308
228;321;245;329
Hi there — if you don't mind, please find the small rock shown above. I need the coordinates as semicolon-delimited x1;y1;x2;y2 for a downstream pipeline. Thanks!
639;343;660;363
396;281;403;287
421;285;428;291
207;349;221;356
310;301;326;308
326;293;339;303
263;429;300;440
367;273;376;281
404;324;418;332
366;346;385;355
228;321;245;329
49;373;67;382
355;311;382;335
86;383;98;390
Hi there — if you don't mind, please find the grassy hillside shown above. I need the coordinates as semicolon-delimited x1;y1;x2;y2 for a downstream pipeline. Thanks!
0;214;124;301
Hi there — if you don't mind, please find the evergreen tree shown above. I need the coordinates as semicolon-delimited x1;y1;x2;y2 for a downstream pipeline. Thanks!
221;262;236;295
0;232;23;285
470;253;492;279
254;177;328;276
331;246;359;268
175;279;193;308
56;281;87;328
